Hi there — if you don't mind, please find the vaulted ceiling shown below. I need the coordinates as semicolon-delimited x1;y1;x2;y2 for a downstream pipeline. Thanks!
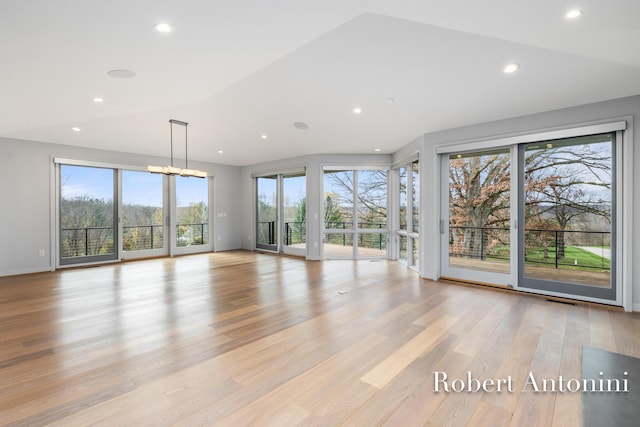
2;0;639;166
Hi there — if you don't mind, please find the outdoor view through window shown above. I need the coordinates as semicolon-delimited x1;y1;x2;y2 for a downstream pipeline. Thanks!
448;133;613;289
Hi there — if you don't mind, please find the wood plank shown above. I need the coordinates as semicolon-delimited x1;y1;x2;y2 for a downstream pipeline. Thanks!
510;303;568;427
360;315;458;389
382;350;473;426
552;304;589;427
467;401;512;427
0;251;637;426
589;306;618;352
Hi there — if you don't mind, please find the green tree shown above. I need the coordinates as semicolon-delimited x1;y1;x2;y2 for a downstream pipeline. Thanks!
177;201;208;245
60;195;114;256
288;197;306;244
324;193;344;228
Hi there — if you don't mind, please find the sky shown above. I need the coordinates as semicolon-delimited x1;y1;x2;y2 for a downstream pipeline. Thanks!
256;175;306;207
61;165;208;207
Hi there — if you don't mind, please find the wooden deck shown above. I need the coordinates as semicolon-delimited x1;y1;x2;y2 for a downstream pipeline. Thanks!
449;257;611;287
1;251;638;426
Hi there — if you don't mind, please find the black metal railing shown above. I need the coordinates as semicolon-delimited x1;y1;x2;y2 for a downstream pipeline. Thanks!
284;221;306;246
257;221;277;245
61;226;114;258
62;223;208;256
257;221;387;249
324;222;387;249
256;221;309;246
449;225;611;271
122;225;164;251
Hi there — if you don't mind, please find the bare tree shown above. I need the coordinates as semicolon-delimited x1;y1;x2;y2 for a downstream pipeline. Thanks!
449;153;510;258
524;141;611;258
325;170;388;227
448;137;612;261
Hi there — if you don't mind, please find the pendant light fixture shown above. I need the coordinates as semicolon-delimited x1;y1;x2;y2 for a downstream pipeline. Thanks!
147;119;207;178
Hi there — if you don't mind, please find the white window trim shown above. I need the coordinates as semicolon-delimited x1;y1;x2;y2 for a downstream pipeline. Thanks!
435;120;627;155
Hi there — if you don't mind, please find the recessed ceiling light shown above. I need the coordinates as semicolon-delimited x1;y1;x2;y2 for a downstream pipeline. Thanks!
385;97;395;104
503;63;520;74
261;134;268;140
107;69;136;78
217;150;224;154
566;9;583;19
374;148;381;152
93;97;104;103
154;23;174;33
353;107;362;114
71;126;81;132
293;121;309;130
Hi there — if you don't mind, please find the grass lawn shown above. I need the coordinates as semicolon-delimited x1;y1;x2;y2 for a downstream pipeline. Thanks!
481;245;610;271
524;246;610;270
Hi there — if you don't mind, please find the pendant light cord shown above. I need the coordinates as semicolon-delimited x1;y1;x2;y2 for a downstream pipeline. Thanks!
170;121;174;167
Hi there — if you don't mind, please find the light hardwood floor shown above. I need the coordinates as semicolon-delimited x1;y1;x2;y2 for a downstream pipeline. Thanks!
1;251;639;426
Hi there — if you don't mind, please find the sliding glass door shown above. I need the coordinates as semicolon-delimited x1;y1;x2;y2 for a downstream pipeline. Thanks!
60;165;118;265
441;148;512;285
121;170;167;259
282;173;307;256
58;161;212;266
440;130;620;303
255;171;307;256
518;133;615;300
256;175;278;252
173;175;211;255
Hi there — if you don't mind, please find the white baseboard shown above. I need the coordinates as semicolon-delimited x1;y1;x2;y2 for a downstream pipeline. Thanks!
0;266;53;278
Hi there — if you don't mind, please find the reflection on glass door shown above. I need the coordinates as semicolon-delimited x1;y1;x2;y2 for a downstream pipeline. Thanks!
256;175;278;251
282;174;306;255
519;133;615;300
122;171;166;258
175;176;209;253
60;165;117;265
442;148;511;284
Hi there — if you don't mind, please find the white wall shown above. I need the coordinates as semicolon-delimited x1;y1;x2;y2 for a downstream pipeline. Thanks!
0;137;242;276
418;94;639;310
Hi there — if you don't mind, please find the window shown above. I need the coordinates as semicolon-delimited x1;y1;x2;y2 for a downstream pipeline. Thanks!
519;133;615;300
122;170;165;253
323;169;388;259
395;158;419;269
175;175;209;248
254;171;307;257
439;123;624;304
59;165;117;265
283;173;307;253
256;175;278;251
447;148;511;274
56;159;211;266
